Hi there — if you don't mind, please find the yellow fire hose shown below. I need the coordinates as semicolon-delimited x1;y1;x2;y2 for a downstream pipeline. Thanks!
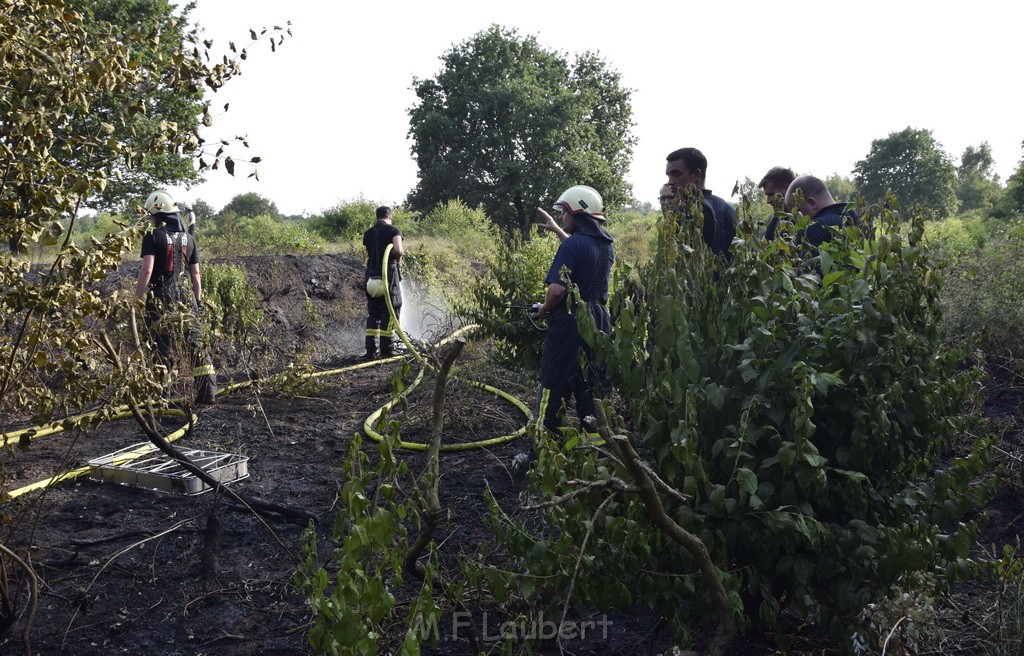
360;243;532;450
2;408;196;502
2;243;534;500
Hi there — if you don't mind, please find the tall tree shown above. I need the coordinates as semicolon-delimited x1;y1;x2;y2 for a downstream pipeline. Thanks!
956;142;1003;214
824;173;857;203
220;192;281;219
2;0;282;252
1003;142;1024;218
853;127;958;219
407;25;635;233
68;0;207;211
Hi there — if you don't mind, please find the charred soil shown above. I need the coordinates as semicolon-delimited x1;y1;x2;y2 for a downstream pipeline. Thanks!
2;254;1022;656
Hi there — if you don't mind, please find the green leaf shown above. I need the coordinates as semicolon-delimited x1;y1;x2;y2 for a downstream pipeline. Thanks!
778;443;796;471
736;468;757;495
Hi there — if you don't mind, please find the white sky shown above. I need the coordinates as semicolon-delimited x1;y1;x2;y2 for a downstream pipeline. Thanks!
173;0;1024;217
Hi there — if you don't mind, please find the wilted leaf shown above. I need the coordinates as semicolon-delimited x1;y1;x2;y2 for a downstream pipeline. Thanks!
43;221;63;245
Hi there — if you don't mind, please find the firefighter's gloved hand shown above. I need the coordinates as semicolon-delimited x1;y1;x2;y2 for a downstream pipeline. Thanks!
530;303;542;321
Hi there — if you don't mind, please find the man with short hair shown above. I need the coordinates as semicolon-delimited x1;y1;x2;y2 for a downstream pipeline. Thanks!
784;175;859;249
136;190;217;404
759;166;796;239
665;147;735;257
659;183;675;213
363;205;404;359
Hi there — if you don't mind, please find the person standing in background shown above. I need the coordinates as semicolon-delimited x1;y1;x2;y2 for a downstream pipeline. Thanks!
135;190;217;404
363;206;404;359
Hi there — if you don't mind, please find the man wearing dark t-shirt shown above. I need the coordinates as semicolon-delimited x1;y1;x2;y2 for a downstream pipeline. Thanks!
784;175;860;250
759;166;796;241
665;147;735;258
362;206;404;359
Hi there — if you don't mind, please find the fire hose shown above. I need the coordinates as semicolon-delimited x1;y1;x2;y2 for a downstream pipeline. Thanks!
1;244;534;501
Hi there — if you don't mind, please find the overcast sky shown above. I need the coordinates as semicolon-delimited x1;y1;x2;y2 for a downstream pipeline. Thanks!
174;0;1023;217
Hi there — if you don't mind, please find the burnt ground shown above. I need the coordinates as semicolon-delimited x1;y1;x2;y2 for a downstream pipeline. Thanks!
1;253;1022;656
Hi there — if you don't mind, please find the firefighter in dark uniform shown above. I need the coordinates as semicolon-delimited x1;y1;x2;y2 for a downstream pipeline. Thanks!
135;190;217;404
533;185;615;435
363;205;404;359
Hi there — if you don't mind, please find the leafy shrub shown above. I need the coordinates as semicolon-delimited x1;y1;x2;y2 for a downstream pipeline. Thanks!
309;198;416;244
295;416;441;655
606;207;656;266
410;198;496;260
73;212;131;244
308;198;378;243
940;218;1024;358
457;229;557;368
200;263;268;371
204;213;324;256
483;196;994;650
418;198;493;243
925;214;990;263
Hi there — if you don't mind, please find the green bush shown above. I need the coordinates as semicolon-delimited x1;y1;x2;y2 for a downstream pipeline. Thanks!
203;213;324;256
940;218;1024;357
418;198;484;236
308;198;378;243
925;213;991;263
309;199;417;243
484;196;994;650
458;229;557;368
200;262;268;371
73;211;131;244
606;207;656;266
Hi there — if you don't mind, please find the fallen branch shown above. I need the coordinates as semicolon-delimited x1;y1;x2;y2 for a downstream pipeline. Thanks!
71;530;151;547
107;327;314;538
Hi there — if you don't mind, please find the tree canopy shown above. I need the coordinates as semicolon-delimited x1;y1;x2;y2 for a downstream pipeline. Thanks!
956;142;1004;215
68;0;206;211
853;127;958;219
406;25;636;233
220;192;281;219
1003;145;1024;218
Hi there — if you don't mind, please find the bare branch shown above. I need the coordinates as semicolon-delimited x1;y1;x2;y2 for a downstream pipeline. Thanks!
521;477;638;511
595;403;736;654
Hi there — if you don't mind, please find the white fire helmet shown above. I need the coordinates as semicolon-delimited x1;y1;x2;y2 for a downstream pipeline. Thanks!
552;185;604;221
144;190;179;214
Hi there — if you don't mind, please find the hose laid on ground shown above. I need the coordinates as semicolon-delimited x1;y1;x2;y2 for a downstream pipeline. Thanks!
359;243;532;451
3;244;534;500
2;408;196;502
